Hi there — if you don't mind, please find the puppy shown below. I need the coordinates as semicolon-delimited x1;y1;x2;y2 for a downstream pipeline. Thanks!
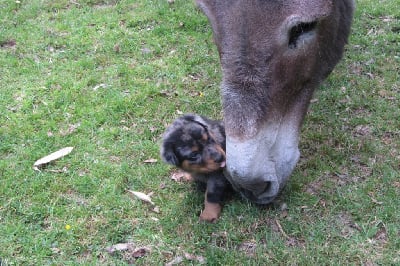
161;114;230;222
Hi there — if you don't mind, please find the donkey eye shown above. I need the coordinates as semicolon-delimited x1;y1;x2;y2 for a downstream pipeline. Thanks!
288;21;317;49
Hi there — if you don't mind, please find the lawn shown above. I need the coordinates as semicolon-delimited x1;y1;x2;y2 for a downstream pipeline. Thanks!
0;0;399;265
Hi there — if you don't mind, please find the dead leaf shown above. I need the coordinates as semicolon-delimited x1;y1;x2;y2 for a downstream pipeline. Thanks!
237;241;257;257
196;255;206;263
0;39;16;48
184;253;196;260
285;237;306;248
113;43;120;53
143;158;157;163
354;125;372;136
151;206;160;213
166;256;183;266
141;47;152;54
127;190;155;205
92;83;107;91
368;192;383;205
378;89;390;98
132;247;150;258
47;166;69;173
51;247;61;254
105;242;135;254
170;171;185;182
350;62;363;75
170;170;193;182
33;147;74;171
336;212;361;239
280;209;289;218
184;253;206;264
148;126;157;133
365;72;374;79
60;123;80;136
373;224;388;244
161;251;174;261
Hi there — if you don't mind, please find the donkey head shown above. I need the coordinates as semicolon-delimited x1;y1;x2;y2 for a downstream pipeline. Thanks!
196;0;354;204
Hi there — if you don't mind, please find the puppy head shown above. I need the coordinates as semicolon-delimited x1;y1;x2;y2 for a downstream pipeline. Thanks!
161;114;226;174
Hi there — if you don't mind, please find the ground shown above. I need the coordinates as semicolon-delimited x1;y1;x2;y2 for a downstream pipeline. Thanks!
0;0;399;264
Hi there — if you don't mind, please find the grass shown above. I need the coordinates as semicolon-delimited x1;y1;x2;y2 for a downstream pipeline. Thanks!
0;0;399;264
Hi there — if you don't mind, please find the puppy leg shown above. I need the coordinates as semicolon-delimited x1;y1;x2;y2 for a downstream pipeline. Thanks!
199;174;227;223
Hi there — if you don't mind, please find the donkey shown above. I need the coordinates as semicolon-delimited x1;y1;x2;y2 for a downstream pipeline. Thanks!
196;0;354;204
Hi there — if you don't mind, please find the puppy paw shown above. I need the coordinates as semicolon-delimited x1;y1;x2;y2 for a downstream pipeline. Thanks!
199;202;222;223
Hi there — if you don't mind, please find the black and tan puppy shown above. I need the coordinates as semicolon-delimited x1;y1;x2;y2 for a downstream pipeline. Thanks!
161;114;230;222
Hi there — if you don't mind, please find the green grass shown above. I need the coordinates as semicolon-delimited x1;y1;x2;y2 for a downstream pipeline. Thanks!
1;0;399;264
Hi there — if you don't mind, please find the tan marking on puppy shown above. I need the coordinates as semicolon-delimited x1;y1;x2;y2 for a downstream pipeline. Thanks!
191;146;199;152
214;144;226;158
203;157;223;172
200;192;222;223
181;159;222;174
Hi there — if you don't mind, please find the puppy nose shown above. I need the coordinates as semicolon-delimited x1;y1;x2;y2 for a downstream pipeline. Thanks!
215;155;225;163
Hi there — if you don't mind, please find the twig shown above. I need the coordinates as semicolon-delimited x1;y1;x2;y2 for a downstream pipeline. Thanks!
70;0;81;6
275;218;290;239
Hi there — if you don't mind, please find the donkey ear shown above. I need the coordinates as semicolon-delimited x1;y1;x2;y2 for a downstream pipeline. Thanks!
161;143;179;166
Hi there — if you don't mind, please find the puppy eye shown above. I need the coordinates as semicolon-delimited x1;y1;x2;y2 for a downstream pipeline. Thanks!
188;152;200;161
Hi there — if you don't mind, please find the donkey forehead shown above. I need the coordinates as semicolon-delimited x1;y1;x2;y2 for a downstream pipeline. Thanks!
196;0;333;38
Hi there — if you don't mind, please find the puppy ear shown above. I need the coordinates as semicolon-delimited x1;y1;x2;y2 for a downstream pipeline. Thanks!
161;143;179;166
182;114;203;124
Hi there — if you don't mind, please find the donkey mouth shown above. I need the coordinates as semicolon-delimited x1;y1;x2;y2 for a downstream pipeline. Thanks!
240;187;277;204
237;180;280;204
224;167;282;204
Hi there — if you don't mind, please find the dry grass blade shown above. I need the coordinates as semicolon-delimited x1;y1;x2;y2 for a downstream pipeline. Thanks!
166;256;183;266
127;190;155;205
275;218;290;239
143;158;158;163
33;147;74;171
105;243;135;254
